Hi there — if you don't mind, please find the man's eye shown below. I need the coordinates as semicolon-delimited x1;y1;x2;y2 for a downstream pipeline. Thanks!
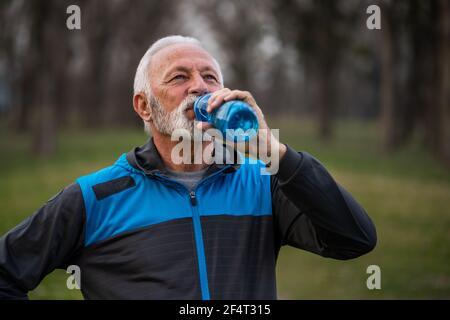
172;75;187;81
204;74;217;81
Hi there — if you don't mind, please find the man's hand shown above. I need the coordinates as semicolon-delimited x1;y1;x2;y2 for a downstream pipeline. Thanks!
196;88;287;163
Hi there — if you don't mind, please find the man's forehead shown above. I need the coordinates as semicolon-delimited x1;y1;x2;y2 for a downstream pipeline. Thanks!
151;43;218;75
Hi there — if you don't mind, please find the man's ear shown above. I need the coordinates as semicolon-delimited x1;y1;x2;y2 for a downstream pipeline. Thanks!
133;93;152;121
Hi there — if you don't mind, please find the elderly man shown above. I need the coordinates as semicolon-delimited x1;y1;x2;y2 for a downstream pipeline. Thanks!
0;35;376;300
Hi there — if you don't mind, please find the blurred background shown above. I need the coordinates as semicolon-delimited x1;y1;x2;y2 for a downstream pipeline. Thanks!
0;0;449;299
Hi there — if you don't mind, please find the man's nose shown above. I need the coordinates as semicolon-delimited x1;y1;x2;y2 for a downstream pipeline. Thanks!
188;74;209;96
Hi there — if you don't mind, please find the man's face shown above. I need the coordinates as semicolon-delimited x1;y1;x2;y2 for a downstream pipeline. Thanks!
148;44;223;135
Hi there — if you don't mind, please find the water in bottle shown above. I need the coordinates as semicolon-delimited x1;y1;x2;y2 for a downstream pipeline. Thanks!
193;93;258;142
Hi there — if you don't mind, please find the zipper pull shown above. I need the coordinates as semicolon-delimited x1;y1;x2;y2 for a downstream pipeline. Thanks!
189;191;197;206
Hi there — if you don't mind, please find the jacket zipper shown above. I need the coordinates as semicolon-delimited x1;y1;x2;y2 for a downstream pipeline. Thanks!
189;190;197;206
189;190;210;300
153;167;230;300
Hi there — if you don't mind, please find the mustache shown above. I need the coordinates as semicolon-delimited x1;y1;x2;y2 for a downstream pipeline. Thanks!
179;95;200;111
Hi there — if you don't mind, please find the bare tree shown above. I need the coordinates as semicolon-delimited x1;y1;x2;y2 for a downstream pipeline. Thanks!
436;0;450;163
273;0;353;140
378;0;449;165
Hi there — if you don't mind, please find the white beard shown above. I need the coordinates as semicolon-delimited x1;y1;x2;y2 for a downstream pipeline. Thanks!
150;94;198;137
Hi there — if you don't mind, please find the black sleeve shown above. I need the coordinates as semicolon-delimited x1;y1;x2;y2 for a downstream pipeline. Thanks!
0;183;85;300
271;145;377;260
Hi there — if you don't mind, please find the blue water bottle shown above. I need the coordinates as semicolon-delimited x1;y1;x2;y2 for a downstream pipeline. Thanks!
193;93;259;142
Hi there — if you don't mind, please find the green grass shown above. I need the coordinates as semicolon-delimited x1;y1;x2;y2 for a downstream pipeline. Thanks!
0;117;449;299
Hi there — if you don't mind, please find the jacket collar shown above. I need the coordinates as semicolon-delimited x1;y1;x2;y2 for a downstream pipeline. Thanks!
126;138;241;176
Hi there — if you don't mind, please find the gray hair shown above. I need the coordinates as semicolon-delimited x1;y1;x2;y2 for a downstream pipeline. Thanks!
133;35;224;135
133;35;223;98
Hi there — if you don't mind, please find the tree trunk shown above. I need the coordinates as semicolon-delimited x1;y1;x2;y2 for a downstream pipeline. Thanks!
423;0;440;154
33;72;56;157
437;0;450;164
30;0;61;157
316;62;334;141
379;3;396;151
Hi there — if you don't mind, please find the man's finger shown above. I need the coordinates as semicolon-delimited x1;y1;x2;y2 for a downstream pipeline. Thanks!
223;90;251;102
208;88;231;111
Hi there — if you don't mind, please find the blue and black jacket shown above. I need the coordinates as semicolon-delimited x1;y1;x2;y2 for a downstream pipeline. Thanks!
0;139;376;299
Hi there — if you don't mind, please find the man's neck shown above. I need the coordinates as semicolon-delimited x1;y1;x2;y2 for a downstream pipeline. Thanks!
152;133;212;172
